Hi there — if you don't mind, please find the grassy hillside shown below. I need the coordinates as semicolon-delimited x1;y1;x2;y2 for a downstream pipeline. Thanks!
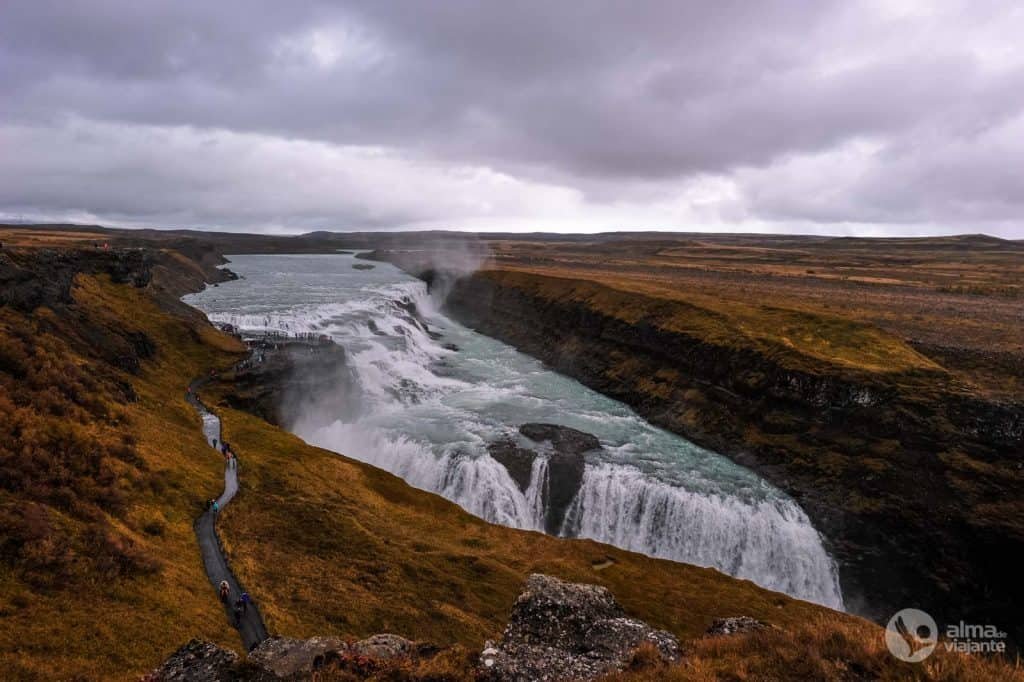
0;271;245;679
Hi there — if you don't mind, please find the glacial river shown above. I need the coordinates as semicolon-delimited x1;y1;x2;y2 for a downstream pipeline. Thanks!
185;253;843;608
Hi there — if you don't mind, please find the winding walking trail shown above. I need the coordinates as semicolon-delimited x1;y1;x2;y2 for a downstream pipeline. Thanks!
187;378;269;651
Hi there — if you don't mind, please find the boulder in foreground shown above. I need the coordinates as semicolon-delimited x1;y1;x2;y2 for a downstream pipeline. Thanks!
478;573;680;681
147;633;425;680
144;639;239;681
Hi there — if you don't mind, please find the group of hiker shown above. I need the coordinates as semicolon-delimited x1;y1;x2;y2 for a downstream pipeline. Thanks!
209;432;252;632
218;580;252;628
211;437;238;468
202;441;235;512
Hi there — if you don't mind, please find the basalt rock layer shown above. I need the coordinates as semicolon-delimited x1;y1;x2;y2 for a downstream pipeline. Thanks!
488;423;599;534
222;336;355;429
1;247;153;312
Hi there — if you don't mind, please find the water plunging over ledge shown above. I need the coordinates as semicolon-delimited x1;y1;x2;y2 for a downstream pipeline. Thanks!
185;253;844;609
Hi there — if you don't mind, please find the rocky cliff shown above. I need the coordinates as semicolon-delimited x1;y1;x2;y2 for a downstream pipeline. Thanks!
220;335;356;429
487;423;597;534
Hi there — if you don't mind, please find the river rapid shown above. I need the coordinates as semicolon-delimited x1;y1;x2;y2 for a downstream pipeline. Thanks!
185;253;844;609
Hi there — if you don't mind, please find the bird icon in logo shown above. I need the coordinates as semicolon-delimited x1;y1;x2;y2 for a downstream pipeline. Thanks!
885;609;938;662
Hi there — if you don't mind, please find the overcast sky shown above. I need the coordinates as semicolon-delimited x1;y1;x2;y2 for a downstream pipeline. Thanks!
2;1;1022;237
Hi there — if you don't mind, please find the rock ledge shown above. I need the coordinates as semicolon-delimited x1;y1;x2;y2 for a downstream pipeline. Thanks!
478;573;680;681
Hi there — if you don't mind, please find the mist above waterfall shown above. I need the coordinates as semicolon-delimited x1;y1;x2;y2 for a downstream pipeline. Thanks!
187;253;844;609
360;234;491;304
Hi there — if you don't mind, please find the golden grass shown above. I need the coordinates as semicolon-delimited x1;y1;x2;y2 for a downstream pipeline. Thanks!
0;227;111;248
479;268;940;375
481;235;1024;398
602;615;1024;681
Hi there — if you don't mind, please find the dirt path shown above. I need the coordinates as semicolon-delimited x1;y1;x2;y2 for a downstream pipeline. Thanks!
187;379;269;651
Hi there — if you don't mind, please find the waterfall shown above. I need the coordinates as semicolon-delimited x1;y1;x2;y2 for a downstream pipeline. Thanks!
525;457;549;526
303;420;546;531
560;463;844;609
191;255;845;611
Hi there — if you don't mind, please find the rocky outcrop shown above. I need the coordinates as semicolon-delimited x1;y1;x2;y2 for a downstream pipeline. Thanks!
247;633;426;678
150;634;433;681
706;616;769;636
519;423;600;455
478;574;680;681
223;337;355;429
487;423;598;533
146;639;240;681
0;247;152;312
487;440;536;492
246;636;344;678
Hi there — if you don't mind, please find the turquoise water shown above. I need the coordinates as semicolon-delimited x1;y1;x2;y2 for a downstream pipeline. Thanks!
186;253;843;608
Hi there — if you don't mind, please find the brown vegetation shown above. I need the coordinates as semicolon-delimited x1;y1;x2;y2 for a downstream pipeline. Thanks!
603;616;1023;681
0;266;246;679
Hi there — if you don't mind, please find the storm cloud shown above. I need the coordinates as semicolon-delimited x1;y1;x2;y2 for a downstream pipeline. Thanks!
1;1;1022;236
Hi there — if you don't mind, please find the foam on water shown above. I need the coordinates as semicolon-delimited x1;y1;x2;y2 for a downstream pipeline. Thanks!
186;254;844;609
562;463;842;606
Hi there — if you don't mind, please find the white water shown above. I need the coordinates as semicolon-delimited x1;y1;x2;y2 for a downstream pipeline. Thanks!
186;253;844;609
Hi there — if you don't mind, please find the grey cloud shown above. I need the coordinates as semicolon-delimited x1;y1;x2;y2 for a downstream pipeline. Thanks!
0;1;1022;235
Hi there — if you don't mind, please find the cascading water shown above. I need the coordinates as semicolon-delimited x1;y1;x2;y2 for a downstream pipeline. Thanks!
186;253;844;609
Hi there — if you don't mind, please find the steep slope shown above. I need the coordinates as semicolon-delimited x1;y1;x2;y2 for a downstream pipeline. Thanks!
1;247;245;679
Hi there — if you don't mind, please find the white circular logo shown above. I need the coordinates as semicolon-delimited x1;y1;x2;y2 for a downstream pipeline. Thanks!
885;608;938;662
